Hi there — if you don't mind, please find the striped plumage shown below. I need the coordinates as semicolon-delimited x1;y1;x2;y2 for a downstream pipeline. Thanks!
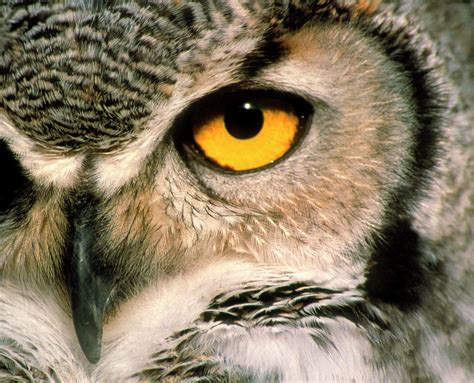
1;1;205;149
0;0;472;382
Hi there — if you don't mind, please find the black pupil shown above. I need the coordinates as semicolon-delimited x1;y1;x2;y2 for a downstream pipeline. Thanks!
224;102;264;139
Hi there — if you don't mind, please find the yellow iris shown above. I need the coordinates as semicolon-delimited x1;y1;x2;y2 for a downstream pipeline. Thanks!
192;101;299;171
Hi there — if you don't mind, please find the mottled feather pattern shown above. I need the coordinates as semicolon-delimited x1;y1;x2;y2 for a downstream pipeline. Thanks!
1;1;203;149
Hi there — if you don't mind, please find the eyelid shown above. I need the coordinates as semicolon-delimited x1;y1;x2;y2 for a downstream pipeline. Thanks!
173;89;312;174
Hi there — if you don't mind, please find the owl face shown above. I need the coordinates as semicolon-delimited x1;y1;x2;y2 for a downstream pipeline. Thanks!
0;0;446;376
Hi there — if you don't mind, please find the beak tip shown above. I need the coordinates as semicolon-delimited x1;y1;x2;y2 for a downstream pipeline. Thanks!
73;318;103;364
85;350;101;365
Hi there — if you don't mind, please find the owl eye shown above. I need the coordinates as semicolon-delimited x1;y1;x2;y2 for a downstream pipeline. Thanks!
180;92;310;172
0;139;33;215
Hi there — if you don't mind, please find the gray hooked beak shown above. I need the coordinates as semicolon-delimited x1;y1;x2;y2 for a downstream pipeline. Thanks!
69;203;115;364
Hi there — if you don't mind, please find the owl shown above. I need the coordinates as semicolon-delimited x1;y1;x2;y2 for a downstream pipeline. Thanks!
0;0;472;381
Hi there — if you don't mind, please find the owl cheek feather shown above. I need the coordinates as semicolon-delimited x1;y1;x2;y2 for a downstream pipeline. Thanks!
67;199;117;364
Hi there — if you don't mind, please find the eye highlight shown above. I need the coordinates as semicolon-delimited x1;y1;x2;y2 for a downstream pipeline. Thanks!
187;93;307;172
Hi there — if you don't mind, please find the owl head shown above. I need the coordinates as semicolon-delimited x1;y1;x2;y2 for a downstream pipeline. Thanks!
0;0;447;367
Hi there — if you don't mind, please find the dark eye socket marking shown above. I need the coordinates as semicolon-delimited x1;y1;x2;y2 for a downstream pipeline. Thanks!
173;89;312;174
0;139;34;216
